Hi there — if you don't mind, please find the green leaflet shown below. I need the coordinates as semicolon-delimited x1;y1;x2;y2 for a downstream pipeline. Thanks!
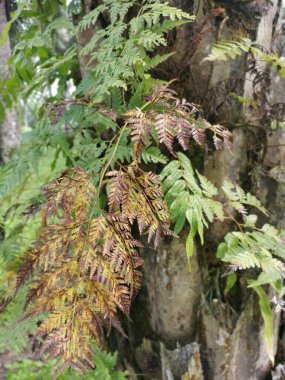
250;283;274;364
224;273;237;295
219;227;285;286
222;179;268;217
205;38;252;62
141;147;168;164
185;210;198;272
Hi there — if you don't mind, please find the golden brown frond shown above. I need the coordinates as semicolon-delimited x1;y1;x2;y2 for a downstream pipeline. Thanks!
107;164;173;247
16;167;154;376
124;108;153;160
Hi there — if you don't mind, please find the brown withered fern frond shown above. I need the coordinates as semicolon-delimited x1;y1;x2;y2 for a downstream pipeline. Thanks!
15;169;126;374
124;108;153;160
107;164;173;247
15;165;171;377
125;85;232;159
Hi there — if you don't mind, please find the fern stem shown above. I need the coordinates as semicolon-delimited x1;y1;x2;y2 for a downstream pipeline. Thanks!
97;123;128;198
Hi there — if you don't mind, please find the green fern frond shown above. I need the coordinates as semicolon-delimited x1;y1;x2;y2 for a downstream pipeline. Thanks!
77;0;194;103
206;38;252;62
78;4;108;30
222;179;268;217
161;153;224;267
141;147;168;164
218;227;285;287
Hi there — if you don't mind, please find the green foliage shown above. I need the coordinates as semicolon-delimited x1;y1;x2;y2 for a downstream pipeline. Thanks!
0;288;37;354
161;152;224;270
222;179;268;219
224;272;237;295
0;132;67;278
206;38;252;61
142;146;168;164
218;183;284;291
207;37;285;80
251;284;274;363
0;0;78;125
0;0;285;375
77;0;194;102
217;224;285;288
6;348;127;380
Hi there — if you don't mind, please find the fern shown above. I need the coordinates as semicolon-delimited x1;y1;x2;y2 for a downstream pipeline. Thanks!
6;347;128;380
218;224;285;287
217;181;285;288
125;85;232;159
0;288;37;354
77;1;194;102
141;146;168;164
160;153;224;270
2;0;285;375
222;179;268;219
206;38;252;62
207;37;285;80
15;163;171;375
107;164;172;246
78;5;108;30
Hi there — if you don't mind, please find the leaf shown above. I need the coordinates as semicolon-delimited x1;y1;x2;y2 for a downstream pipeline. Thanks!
250;283;274;364
185;209;198;272
16;167;149;373
0;4;24;47
245;214;258;227
141;147;168;164
216;242;228;259
161;154;224;262
224;273;237;295
186;229;195;272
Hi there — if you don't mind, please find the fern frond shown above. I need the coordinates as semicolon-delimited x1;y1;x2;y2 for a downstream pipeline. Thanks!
222;179;268;219
161;153;224;265
125;85;232;158
141;147;168;164
124;108;153;160
78;5;108;30
218;226;285;289
77;1;194;102
15;159;172;375
107;164;172;247
206;38;252;62
15;167;145;375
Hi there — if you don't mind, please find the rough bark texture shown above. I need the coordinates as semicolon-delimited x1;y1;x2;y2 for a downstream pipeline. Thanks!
143;237;203;346
75;1;285;379
130;1;285;380
0;0;20;163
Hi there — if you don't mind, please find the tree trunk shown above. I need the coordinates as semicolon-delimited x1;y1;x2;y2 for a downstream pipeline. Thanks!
130;1;285;379
77;1;285;379
0;0;20;163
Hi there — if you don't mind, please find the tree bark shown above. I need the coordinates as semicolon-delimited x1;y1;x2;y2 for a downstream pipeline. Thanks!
77;1;285;378
130;1;285;379
0;0;20;163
